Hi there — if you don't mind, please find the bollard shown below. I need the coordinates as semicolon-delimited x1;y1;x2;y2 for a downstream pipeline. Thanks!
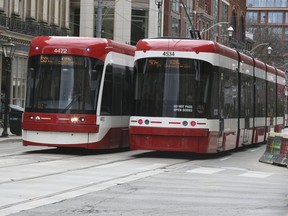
259;130;288;167
274;133;288;167
259;132;277;164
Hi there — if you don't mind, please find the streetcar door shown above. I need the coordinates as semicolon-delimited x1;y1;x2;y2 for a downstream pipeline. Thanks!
240;70;254;145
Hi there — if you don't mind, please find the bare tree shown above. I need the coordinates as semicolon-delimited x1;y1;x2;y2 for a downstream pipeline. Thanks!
246;22;285;67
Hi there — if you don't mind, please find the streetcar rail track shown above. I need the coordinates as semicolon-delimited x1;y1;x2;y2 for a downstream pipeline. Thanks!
0;152;191;215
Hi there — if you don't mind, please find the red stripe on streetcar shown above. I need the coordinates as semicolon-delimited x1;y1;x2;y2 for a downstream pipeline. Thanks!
22;122;99;133
169;122;181;124
130;126;208;136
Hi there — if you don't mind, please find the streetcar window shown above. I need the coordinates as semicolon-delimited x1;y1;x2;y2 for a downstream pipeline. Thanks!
267;81;276;118
222;68;238;118
277;83;285;117
134;58;213;118
240;73;254;118
25;55;103;114
100;64;134;116
255;77;266;117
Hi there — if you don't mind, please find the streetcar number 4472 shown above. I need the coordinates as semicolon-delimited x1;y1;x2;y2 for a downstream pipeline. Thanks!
163;51;175;56
54;48;68;54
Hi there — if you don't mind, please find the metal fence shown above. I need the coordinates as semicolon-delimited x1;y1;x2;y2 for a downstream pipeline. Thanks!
0;15;70;36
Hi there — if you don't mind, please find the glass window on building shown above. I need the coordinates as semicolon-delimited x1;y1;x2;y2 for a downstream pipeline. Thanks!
246;11;258;24
286;12;288;23
247;0;254;7
12;56;27;108
281;0;288;7
260;11;265;23
171;17;179;37
268;11;283;24
172;0;179;13
222;3;228;21
285;27;288;40
272;27;282;35
131;9;148;45
247;0;288;7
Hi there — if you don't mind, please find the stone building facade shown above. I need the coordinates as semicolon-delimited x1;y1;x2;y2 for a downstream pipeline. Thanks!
0;0;70;109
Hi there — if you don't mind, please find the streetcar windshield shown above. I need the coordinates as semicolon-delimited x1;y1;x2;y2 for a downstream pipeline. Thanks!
134;58;212;117
25;55;103;114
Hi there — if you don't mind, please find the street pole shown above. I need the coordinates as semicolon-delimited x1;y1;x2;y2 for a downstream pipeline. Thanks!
158;4;161;37
96;0;102;38
1;57;11;137
1;38;16;137
155;0;163;37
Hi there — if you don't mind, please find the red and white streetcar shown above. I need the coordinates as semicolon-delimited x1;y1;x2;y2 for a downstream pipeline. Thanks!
129;38;286;153
22;36;135;149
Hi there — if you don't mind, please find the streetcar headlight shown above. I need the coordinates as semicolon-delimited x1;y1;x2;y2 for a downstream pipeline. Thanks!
71;117;79;123
29;115;34;120
79;117;85;122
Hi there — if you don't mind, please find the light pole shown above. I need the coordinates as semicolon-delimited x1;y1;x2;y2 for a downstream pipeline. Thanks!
1;38;16;137
155;0;163;37
277;62;288;70
200;22;234;45
200;22;231;37
227;26;234;37
248;43;272;55
244;43;272;63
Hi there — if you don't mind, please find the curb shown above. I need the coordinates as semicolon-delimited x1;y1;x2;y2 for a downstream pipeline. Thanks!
0;136;22;143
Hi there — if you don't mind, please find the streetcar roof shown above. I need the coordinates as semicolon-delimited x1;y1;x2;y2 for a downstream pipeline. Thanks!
29;36;135;60
135;38;239;61
135;38;285;77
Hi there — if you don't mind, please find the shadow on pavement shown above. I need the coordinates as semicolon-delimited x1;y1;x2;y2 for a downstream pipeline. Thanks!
132;143;265;161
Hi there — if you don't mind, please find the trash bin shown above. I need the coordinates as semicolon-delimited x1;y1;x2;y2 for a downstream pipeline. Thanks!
9;104;24;136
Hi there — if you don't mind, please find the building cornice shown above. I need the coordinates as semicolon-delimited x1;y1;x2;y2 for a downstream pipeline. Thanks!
0;30;33;46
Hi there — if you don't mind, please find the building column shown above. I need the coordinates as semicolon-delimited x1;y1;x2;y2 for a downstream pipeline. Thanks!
12;0;19;16
42;0;49;23
0;0;4;12
114;1;131;43
148;0;159;38
80;0;94;37
50;0;59;26
29;0;36;19
63;0;70;29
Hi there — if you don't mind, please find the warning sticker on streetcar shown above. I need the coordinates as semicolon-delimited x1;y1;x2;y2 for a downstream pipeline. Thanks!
173;104;193;112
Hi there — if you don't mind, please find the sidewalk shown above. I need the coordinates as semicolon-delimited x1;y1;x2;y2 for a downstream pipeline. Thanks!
0;127;22;143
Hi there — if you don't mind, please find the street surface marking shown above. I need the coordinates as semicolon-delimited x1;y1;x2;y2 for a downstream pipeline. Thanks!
239;171;273;178
187;167;274;179
137;163;167;170
219;156;231;161
186;167;225;174
250;148;261;152
221;166;248;171
0;168;167;216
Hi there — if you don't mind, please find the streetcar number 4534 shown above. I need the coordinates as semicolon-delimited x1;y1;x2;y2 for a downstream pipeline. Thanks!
163;51;175;56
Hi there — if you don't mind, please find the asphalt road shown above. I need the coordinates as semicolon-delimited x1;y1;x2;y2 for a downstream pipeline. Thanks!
0;140;287;216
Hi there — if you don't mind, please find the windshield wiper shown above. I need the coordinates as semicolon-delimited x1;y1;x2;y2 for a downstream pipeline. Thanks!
62;94;81;113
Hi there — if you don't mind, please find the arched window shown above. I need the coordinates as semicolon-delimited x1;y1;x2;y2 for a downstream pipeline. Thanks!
231;9;237;37
240;14;245;42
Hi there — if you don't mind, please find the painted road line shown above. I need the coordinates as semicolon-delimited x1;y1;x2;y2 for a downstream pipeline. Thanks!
239;171;273;178
186;167;225;174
